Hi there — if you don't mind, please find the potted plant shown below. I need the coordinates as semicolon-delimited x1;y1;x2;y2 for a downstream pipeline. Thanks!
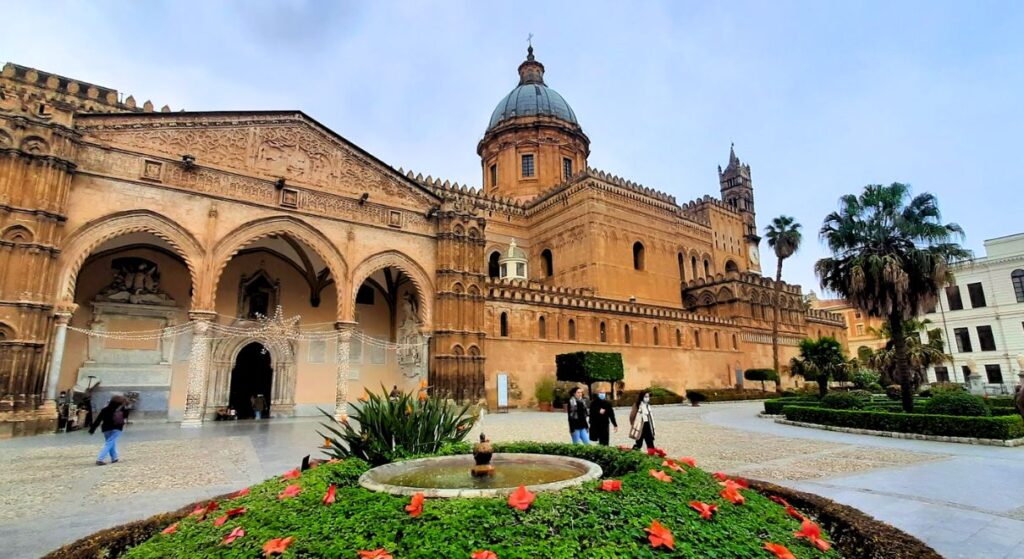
534;377;556;412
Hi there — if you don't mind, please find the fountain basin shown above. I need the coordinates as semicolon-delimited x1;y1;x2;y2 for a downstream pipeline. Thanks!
358;453;602;498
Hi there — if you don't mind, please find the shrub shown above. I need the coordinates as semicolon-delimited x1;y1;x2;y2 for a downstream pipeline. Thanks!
744;368;779;391
319;387;476;465
930;382;966;396
885;384;902;400
923;393;990;417
867;382;884;393
555;351;624;391
783;406;1024;440
618;387;684;406
688;388;771;402
764;397;817;414
987;397;1018;409
685;389;708;404
821;392;867;410
851;370;881;390
533;377;556;404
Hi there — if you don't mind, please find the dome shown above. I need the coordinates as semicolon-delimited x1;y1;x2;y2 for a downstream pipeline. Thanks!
486;46;579;132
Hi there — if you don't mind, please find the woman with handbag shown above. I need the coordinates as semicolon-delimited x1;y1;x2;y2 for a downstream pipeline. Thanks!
566;387;591;444
629;390;656;450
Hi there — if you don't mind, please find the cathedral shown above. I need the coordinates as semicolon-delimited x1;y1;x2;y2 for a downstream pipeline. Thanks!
0;48;844;436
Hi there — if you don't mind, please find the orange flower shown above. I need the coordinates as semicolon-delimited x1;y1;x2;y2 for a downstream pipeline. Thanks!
405;492;425;517
282;468;301;480
662;459;683;472
794;519;832;552
191;501;218;521
230;487;250;499
471;551;498;559
419;378;429;389
278;484;301;500
357;550;393;559
720;486;745;505
769;496;790;508
418;390;428;402
733;477;750;489
599;480;622;492
763;542;797;559
688;501;718;520
507;485;536;511
616;445;633;451
160;522;178;535
678;456;697;468
645;519;675;550
213;507;246;527
358;390;369;402
263;536;295;557
222;526;245;545
718;479;745;492
712;471;729;481
646;447;667;457
785;505;805;522
649;469;672;483
405;404;413;415
322;484;336;505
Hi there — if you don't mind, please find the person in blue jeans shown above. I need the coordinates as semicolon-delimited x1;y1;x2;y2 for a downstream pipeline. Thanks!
90;395;128;465
566;387;591;444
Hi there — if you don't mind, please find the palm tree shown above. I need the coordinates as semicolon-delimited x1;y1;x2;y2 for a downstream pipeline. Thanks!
789;336;848;398
868;319;950;389
765;215;803;391
815;183;969;412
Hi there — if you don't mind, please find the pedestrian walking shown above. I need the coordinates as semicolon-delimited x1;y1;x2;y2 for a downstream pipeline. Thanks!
252;393;267;420
389;385;401;401
589;388;618;445
90;395;128;465
629;390;656;450
566;387;591;444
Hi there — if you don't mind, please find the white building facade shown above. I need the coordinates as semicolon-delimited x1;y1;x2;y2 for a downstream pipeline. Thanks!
924;233;1024;393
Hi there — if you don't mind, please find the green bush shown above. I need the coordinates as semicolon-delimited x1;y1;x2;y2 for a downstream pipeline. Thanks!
124;443;841;559
930;382;966;396
555;351;624;386
821;392;867;410
986;397;1017;409
743;368;779;391
319;387;476;465
867;382;884;393
783;406;1024;440
533;377;556;404
923;393;990;417
851;370;881;390
764;397;818;414
885;384;902;400
688;388;771;402
617;387;684;406
685;389;708;403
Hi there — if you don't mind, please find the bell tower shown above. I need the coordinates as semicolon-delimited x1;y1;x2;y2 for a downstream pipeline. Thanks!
719;144;761;272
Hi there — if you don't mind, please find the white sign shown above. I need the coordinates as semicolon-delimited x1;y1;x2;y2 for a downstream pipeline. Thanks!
497;373;509;408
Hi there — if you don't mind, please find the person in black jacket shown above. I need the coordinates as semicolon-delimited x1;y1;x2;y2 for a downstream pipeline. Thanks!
566;387;591;444
90;395;128;465
589;388;618;446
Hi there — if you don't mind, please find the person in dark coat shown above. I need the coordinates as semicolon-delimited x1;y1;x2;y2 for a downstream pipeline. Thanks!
629;390;656;450
589;388;618;445
566;387;591;444
90;395;128;465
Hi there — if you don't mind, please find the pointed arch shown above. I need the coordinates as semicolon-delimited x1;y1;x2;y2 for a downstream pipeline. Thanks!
349;250;434;329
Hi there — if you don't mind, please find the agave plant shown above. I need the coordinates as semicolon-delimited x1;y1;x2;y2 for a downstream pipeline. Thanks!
318;386;476;465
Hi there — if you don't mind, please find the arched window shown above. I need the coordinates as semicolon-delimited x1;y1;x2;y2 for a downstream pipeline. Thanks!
694;329;702;348
624;324;632;344
691;256;698;278
725;260;739;273
678;252;685;280
500;312;509;337
652;326;659;346
488;251;501;278
538;315;547;339
704;259;711;278
1013;269;1024;303
675;329;682;346
633;242;645;271
600;322;607;342
568;319;576;340
541;249;554;278
714;332;720;349
732;334;738;349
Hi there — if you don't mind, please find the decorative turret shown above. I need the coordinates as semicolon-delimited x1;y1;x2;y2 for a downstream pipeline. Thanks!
718;144;761;272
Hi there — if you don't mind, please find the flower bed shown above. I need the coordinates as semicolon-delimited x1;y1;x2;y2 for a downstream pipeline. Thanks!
42;443;937;559
782;406;1024;440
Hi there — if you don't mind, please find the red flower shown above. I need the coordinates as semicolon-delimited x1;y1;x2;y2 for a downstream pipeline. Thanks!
678;456;697;468
507;485;536;511
649;469;673;483
720;486;745;505
795;519;832;552
617;445;633;451
282;468;301;480
646;447;667;457
763;542;797;559
278;484;301;500
213;507;246;527
769;496;790;508
661;459;683;472
599;480;622;492
405;492;425;517
718;479;745;492
645;519;675;550
471;551;498;559
160;522;178;535
689;501;718;520
713;471;729;481
191;501;218;521
357;549;392;559
230;487;250;499
222;527;245;545
322;484;337;505
263;536;295;557
734;477;749;489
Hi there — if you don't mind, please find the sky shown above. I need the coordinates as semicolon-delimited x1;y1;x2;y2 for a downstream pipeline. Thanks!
2;0;1021;294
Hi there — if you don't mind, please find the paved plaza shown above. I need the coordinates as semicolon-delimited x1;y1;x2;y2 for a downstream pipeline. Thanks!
1;402;1022;558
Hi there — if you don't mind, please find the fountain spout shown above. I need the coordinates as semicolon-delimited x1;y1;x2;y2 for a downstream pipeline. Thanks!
471;433;495;477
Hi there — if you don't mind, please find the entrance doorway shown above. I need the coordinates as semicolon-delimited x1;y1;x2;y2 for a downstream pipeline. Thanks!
228;342;273;419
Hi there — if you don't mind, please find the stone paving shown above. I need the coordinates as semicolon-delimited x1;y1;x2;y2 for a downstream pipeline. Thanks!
0;403;1022;558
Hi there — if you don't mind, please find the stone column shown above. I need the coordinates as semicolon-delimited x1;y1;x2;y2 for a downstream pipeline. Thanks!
43;311;73;404
181;312;215;427
334;321;356;421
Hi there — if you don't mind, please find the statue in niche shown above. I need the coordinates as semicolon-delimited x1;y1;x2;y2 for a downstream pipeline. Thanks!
97;257;175;306
396;293;424;378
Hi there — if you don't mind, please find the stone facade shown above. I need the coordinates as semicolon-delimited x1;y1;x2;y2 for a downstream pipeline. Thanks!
0;51;844;437
809;295;888;356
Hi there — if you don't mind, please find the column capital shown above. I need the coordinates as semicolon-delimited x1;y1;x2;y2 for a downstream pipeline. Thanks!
334;320;358;332
188;310;218;322
54;312;73;324
54;302;78;317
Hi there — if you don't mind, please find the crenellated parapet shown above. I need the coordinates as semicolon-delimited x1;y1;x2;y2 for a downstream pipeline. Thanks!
805;308;846;327
1;63;172;116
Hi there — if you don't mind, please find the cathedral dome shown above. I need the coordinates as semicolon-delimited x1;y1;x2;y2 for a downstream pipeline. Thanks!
486;46;579;131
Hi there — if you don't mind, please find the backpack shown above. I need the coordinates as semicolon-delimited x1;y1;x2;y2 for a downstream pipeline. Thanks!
112;406;126;429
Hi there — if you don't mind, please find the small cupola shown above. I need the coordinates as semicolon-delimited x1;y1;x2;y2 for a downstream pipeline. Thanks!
498;239;528;280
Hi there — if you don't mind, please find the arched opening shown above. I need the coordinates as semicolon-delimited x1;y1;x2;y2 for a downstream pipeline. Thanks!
500;312;509;337
703;259;711;278
675;329;682;347
624;324;632;344
725;260;739;273
691;256;698;278
228;342;273;419
714;332;720;349
695;329;702;348
568;318;576;341
488;251;501;279
600;321;607;342
678;252;685;280
652;326;659;346
541;249;554;278
732;334;739;350
538;315;547;339
633;242;646;271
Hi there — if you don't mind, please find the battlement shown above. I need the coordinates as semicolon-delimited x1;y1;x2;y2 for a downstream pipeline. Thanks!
685;271;803;295
1;63;174;114
581;167;677;205
398;167;527;215
680;194;743;217
805;308;846;327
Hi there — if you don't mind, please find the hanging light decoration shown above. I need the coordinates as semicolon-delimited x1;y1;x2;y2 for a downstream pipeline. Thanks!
251;305;301;359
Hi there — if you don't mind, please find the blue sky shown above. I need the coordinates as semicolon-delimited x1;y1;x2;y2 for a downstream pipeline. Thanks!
3;1;1021;294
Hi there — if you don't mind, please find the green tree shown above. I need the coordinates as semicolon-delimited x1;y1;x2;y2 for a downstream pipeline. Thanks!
765;215;803;391
789;336;849;398
815;183;969;412
867;318;950;389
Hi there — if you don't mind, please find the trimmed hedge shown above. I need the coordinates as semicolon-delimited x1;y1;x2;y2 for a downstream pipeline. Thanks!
764;397;817;415
820;392;867;410
555;352;624;385
922;393;989;417
616;388;684;406
690;388;774;402
783;406;1024;440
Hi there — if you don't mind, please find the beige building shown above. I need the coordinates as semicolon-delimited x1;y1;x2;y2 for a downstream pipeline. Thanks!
809;295;888;356
0;48;844;437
